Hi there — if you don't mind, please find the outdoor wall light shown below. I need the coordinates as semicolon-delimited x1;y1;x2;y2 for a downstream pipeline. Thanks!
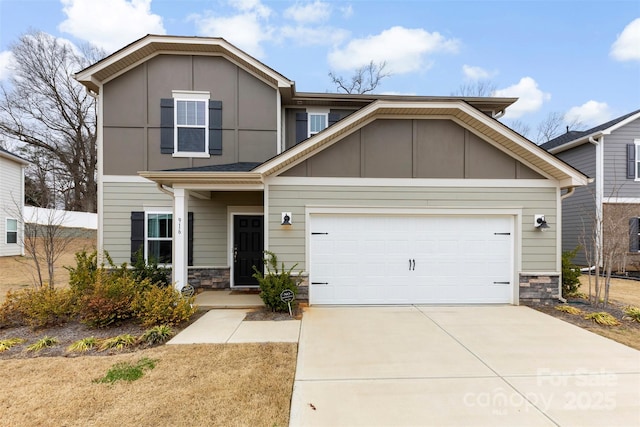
281;212;292;226
534;214;549;230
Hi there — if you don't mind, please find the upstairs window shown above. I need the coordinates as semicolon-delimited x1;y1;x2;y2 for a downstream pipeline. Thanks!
627;140;640;180
160;91;222;157
176;99;207;153
308;113;328;136
6;218;17;244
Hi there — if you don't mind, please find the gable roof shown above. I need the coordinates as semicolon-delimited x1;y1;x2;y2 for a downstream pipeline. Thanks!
75;34;295;94
0;147;29;165
541;109;640;154
141;100;588;189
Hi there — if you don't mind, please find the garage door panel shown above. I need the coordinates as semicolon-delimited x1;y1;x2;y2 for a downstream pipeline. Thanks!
310;215;514;305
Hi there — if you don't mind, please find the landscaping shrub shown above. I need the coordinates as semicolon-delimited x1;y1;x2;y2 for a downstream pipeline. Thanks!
584;312;620;326
623;306;640;322
67;337;98;353
562;247;582;297
66;250;102;294
133;285;196;327
252;251;299;312
555;305;582;315
140;325;174;345
0;288;77;329
79;272;144;328
26;336;58;352
131;248;171;288
0;338;25;352
99;334;137;351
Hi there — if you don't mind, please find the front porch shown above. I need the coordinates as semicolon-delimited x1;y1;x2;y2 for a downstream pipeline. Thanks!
195;289;264;309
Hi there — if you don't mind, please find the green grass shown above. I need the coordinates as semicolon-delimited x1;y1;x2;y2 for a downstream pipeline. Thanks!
94;358;157;384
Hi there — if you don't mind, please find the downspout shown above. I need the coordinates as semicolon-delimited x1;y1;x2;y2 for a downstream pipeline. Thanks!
561;187;575;200
156;183;174;197
493;109;505;119
589;136;604;271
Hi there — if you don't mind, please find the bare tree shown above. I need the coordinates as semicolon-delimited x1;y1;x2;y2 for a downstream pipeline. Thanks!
535;111;584;144
450;80;497;97
329;61;391;94
0;31;105;212
508;120;531;139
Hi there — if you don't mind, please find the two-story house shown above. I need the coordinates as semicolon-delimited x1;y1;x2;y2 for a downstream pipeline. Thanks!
0;147;28;257
75;35;587;305
542;109;640;271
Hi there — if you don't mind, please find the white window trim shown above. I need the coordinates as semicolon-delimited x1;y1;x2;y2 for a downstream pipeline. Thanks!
634;139;640;181
306;107;329;138
172;90;210;158
5;218;18;245
145;211;173;265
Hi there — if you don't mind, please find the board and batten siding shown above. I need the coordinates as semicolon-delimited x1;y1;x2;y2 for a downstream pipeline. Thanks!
103;180;261;265
603;119;640;198
0;156;24;257
267;183;558;272
555;143;596;266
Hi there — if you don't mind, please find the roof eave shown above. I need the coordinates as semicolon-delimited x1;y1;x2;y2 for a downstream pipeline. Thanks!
138;170;263;188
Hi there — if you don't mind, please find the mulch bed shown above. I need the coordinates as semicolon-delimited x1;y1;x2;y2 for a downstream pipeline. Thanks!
530;298;640;332
0;309;208;360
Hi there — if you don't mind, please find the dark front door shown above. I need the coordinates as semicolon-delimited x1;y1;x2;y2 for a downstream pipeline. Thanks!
233;215;264;286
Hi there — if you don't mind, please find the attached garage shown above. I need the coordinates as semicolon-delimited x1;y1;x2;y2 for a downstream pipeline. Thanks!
309;214;514;305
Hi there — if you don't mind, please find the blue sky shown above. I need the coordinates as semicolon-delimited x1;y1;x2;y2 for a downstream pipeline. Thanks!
0;0;639;141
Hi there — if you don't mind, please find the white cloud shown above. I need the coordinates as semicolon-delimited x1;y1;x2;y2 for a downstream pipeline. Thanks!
462;65;495;81
59;0;165;52
191;0;273;58
493;77;551;119
340;5;353;19
284;1;332;24
564;101;612;127
280;25;349;46
610;18;640;61
0;51;16;81
328;26;459;74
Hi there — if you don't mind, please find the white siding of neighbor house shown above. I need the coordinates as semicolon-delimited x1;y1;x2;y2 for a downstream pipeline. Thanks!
0;156;24;257
266;181;558;273
103;180;262;265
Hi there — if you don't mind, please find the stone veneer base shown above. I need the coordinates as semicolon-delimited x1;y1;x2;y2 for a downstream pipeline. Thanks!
519;274;561;305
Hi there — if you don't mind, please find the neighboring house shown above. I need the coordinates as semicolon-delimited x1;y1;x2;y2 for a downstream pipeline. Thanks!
542;109;640;271
75;34;587;305
0;147;28;257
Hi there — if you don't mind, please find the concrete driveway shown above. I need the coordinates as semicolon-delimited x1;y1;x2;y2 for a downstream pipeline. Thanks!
289;306;640;426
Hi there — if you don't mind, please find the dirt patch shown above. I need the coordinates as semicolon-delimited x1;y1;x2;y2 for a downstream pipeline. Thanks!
244;305;303;321
578;275;640;307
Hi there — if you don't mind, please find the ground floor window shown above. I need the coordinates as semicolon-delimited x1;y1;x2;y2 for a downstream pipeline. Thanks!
6;218;17;244
147;213;172;264
630;217;640;252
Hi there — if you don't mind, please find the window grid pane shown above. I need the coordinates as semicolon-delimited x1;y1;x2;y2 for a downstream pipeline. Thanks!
6;219;17;244
147;213;172;264
177;100;206;126
309;114;327;134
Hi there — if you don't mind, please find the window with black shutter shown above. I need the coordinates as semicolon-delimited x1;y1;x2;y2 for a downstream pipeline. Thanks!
131;211;194;265
160;92;222;157
630;218;640;252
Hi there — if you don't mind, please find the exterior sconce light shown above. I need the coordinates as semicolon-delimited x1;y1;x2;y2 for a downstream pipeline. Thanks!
281;212;292;226
534;214;549;230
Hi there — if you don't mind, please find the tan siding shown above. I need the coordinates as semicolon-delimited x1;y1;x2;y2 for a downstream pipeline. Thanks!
103;181;261;265
267;184;558;272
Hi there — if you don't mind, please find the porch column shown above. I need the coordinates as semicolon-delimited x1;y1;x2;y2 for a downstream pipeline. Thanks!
173;188;189;290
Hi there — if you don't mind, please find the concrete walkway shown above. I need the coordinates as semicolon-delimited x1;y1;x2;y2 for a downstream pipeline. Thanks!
290;306;640;427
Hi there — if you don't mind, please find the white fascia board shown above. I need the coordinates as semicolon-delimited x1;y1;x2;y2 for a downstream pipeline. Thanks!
547;131;604;154
266;176;559;188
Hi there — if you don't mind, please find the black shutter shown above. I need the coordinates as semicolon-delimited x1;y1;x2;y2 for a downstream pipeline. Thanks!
188;212;194;266
627;144;636;179
160;99;174;154
131;211;145;262
295;112;308;144
328;112;340;127
630;218;639;252
209;100;222;155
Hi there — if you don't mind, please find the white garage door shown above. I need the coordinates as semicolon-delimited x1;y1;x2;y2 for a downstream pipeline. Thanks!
309;215;514;305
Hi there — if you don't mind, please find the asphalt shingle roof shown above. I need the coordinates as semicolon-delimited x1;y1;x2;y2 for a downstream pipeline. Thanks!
541;109;640;151
162;162;262;172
